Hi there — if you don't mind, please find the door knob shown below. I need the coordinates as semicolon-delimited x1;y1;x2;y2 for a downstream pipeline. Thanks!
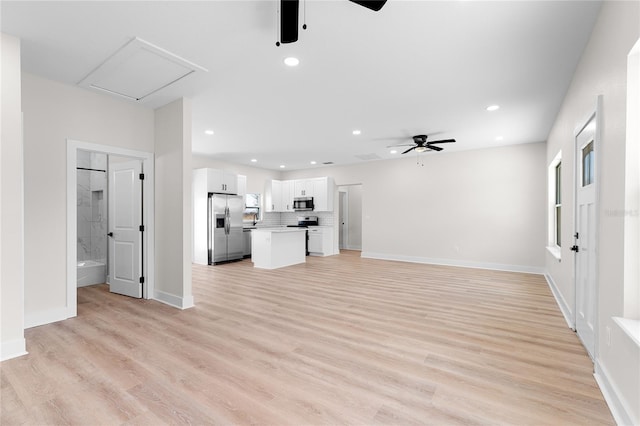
107;232;113;237
570;245;579;252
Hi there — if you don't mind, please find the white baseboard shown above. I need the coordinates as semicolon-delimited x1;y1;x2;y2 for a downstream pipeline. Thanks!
594;359;636;426
25;307;74;329
544;273;575;329
153;289;194;310
360;252;545;275
1;338;28;361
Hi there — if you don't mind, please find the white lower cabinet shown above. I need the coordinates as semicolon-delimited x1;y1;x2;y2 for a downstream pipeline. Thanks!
307;227;334;256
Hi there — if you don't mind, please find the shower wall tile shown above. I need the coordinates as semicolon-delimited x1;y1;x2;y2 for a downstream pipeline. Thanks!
77;238;91;261
77;150;92;169
77;151;108;264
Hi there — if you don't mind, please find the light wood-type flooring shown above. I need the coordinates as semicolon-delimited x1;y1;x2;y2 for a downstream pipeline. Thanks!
2;250;613;425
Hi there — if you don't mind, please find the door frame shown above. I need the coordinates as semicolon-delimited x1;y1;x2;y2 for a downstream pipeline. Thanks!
572;95;602;358
66;139;155;317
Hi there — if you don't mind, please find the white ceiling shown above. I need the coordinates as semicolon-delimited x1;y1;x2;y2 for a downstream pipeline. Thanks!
2;0;601;170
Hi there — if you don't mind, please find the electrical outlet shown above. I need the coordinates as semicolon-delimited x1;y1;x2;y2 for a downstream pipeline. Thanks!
606;326;611;346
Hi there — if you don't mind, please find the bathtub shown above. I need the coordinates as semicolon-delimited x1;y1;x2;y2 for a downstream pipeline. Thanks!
77;260;106;287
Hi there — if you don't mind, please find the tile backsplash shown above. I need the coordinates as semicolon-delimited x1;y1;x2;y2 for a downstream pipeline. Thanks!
262;211;334;226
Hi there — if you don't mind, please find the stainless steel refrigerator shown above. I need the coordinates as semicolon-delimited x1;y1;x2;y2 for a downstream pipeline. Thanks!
208;193;244;264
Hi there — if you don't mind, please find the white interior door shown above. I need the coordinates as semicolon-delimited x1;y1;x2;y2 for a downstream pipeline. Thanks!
339;191;347;249
108;160;142;298
574;116;597;359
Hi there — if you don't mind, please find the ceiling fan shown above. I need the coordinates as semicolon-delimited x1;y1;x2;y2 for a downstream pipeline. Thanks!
390;135;457;154
279;0;388;45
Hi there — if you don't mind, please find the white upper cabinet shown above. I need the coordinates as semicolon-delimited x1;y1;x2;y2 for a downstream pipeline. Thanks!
208;169;238;194
266;177;334;212
293;179;312;197
265;179;282;212
282;180;295;212
237;175;247;197
309;177;334;211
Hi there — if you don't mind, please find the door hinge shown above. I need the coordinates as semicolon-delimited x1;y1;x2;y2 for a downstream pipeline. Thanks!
139;173;145;180
139;225;145;232
574;232;579;239
139;276;145;284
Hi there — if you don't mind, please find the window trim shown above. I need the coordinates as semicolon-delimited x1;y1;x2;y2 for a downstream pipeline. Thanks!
547;151;562;260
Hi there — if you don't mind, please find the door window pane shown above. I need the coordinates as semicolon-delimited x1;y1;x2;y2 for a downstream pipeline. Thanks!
582;141;594;187
555;205;561;247
555;163;562;204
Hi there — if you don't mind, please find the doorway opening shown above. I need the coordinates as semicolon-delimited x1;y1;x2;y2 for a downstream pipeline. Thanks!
67;139;155;318
338;184;363;251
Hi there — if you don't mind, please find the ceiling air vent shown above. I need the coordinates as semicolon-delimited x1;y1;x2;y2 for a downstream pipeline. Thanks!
78;37;207;101
355;153;382;161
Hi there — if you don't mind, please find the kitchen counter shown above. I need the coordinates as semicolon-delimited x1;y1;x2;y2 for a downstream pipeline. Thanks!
251;228;306;269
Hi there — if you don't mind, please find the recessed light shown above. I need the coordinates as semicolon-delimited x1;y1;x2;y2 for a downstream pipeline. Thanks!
279;165;286;168
352;130;362;135
390;150;397;154
251;158;257;163
486;105;500;112
310;161;317;165
496;136;504;141
204;130;214;135
284;57;299;67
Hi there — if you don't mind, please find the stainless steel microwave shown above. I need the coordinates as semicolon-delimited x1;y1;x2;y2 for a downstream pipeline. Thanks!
293;197;314;211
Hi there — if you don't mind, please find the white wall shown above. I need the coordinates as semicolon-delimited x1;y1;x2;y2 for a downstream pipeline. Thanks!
21;73;154;326
545;2;639;424
1;33;27;361
154;98;193;309
285;142;546;272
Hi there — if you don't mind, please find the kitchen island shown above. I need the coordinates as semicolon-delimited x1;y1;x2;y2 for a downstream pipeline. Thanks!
251;228;306;269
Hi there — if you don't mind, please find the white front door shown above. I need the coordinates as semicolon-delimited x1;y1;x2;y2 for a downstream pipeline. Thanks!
574;115;598;359
108;160;143;298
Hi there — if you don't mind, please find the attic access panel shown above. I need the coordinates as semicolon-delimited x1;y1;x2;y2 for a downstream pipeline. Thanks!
78;37;207;101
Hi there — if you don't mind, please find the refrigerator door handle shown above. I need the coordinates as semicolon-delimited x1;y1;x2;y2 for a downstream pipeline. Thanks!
225;206;230;235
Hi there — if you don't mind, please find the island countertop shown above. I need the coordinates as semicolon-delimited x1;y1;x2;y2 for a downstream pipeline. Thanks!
251;228;306;233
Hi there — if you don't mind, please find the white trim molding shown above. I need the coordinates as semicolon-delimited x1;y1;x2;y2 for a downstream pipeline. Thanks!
154;289;194;310
594;360;636;426
544;273;575;329
25;306;74;329
360;252;545;275
1;338;28;362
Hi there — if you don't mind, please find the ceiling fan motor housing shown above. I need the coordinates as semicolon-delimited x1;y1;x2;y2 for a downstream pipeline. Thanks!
281;0;299;44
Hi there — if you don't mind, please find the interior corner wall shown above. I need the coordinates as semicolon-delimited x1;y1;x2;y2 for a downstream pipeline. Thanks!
1;33;27;361
284;142;547;272
544;1;639;423
154;98;193;309
21;73;154;327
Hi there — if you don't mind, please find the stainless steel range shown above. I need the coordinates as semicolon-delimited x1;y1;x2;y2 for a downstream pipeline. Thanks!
286;216;319;256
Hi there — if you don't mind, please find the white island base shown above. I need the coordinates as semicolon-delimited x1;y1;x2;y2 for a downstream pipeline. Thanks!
251;228;306;269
